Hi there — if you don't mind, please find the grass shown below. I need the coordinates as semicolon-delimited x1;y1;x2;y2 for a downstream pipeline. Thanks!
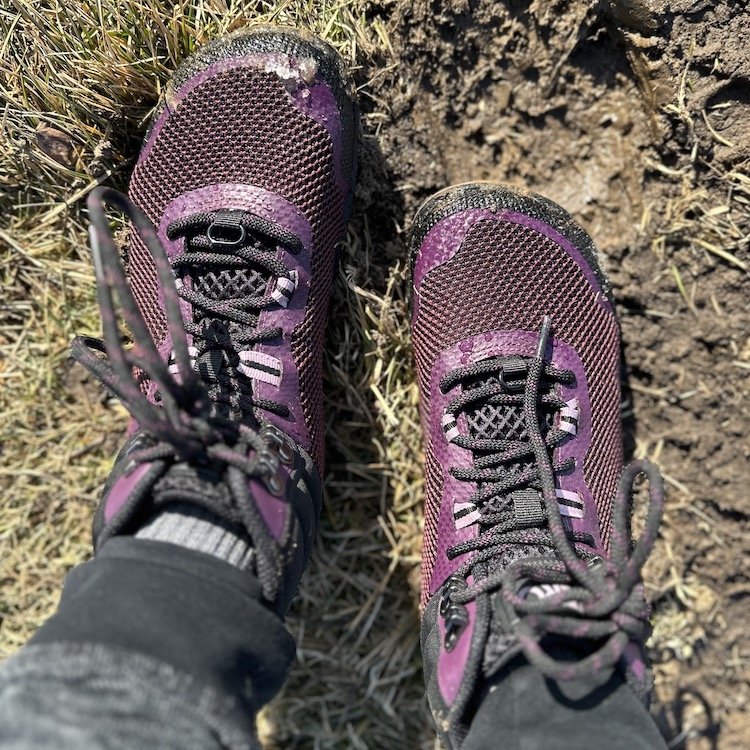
1;2;433;746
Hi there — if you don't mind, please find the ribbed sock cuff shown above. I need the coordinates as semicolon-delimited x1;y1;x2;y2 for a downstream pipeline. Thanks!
136;503;254;569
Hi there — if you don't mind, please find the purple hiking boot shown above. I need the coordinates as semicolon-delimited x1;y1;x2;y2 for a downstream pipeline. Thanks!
71;27;357;614
409;183;664;747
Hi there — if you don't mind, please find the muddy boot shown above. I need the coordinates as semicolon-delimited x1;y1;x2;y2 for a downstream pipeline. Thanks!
74;28;356;612
19;29;357;745
75;25;358;613
409;183;666;749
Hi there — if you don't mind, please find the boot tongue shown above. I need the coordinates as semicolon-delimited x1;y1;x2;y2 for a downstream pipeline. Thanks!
481;575;582;680
463;356;556;573
462;356;560;677
181;210;278;419
195;346;225;381
150;461;235;517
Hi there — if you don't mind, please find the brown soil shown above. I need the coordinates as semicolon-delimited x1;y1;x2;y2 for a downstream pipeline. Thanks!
302;1;749;747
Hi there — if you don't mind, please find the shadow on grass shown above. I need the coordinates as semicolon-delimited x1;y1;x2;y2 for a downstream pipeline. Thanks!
262;123;435;748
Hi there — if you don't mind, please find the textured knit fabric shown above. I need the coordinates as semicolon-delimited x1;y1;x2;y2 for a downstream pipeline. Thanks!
462;656;668;750
136;503;255;569
0;644;260;750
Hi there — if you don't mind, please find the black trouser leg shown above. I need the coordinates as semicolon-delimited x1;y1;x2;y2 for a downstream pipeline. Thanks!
463;656;668;750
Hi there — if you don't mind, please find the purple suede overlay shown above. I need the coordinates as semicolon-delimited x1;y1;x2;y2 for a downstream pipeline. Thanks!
156;184;314;451
553;337;604;553
254;250;313;450
412;208;613;322
250;473;290;541
427;345;480;596
104;462;151;523
437;576;477;705
427;329;602;597
138;53;347;195
288;72;347;196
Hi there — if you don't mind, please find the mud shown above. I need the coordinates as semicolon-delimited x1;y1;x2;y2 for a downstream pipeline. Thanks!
343;1;749;747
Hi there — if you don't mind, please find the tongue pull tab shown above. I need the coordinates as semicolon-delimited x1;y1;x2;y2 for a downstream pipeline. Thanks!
510;488;545;528
498;356;528;392
195;348;225;382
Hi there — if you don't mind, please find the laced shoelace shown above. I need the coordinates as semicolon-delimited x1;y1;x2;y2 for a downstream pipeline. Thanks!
165;208;303;420
438;316;664;681
70;187;291;601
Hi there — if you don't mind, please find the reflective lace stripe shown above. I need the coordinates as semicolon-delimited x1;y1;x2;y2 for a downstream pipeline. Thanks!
518;582;584;613
441;412;460;443
454;501;481;529
270;270;298;308
238;350;283;387
559;398;580;435
519;582;569;599
555;488;584;518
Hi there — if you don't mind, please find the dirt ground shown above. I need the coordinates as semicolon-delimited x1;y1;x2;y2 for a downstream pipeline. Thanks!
1;1;748;749
341;1;750;747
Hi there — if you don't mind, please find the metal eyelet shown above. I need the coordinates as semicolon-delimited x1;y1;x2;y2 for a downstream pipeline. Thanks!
439;591;451;618
276;441;294;465
444;610;469;652
257;451;285;497
271;434;294;466
498;358;528;392
261;425;295;466
439;575;469;651
264;472;284;496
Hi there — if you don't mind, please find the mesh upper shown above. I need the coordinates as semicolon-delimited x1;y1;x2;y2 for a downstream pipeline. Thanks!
413;218;622;605
127;64;348;467
194;264;269;306
464;367;533;442
188;231;274;334
467;403;527;441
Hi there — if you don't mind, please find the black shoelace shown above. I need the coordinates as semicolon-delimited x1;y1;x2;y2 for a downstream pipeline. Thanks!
166;208;303;421
71;187;291;601
438;317;664;680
